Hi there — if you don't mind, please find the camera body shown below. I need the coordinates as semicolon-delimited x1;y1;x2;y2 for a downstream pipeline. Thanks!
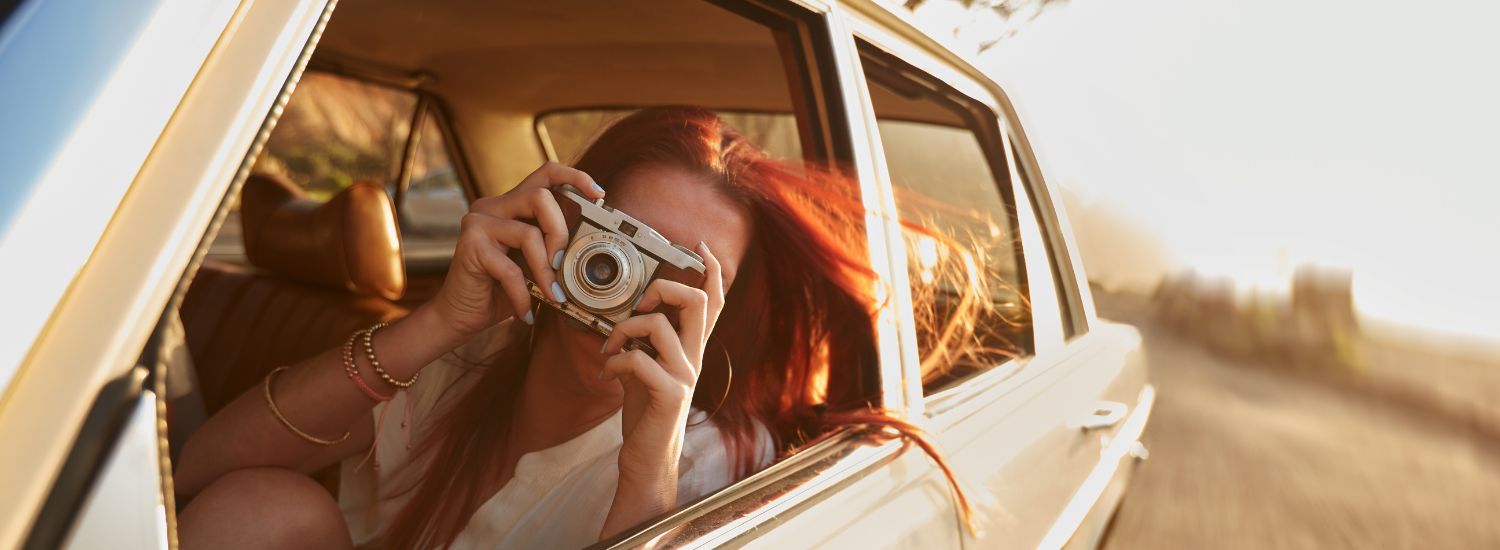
511;186;706;354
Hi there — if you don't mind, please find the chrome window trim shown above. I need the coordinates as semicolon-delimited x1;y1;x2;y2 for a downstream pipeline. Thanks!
922;330;1107;434
821;1;916;416
600;427;906;549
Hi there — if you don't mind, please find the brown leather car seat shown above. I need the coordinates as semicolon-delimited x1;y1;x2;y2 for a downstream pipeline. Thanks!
180;173;409;415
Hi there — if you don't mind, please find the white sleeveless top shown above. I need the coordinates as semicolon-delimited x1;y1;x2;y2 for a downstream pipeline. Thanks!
336;322;773;549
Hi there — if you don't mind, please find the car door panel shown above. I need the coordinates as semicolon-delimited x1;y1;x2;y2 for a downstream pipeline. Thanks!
738;448;963;549
939;324;1145;549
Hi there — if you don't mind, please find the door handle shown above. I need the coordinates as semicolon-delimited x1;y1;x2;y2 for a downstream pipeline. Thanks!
1071;401;1127;431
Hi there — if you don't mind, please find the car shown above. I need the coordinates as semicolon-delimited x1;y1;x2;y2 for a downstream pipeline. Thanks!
0;0;1153;548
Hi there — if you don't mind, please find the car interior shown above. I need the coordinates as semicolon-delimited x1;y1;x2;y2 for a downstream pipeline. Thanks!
163;0;852;500
156;0;1034;524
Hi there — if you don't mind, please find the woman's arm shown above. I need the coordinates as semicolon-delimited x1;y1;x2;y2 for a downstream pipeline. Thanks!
174;305;466;498
176;162;606;500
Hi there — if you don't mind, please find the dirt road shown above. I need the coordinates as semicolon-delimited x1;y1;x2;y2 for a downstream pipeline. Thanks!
1099;306;1500;549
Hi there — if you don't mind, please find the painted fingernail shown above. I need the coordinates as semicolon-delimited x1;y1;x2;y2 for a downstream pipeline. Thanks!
551;281;567;303
551;250;564;270
698;240;709;253
523;310;535;325
591;181;605;195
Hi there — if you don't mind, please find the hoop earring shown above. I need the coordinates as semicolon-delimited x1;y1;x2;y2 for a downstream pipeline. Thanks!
688;342;734;427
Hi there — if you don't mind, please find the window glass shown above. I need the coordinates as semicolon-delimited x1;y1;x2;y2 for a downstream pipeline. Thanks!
401;112;468;265
207;72;469;268
860;45;1032;396
254;72;417;198
538;109;804;163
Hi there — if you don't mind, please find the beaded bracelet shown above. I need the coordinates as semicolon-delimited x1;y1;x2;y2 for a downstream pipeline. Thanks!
264;366;350;446
362;322;419;389
343;331;394;402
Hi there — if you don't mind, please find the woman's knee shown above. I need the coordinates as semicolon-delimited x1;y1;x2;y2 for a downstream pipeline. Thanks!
178;467;351;550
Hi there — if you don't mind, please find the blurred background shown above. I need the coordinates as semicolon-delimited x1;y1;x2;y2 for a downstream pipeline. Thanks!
905;0;1500;547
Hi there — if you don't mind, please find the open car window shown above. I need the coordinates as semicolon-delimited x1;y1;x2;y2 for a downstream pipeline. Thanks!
162;0;872;546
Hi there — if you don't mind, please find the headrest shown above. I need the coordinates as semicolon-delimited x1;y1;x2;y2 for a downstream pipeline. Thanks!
240;173;405;300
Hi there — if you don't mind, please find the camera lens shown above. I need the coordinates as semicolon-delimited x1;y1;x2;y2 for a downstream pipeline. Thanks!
584;253;620;287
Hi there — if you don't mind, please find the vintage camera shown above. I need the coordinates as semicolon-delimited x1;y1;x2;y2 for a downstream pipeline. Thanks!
511;185;706;355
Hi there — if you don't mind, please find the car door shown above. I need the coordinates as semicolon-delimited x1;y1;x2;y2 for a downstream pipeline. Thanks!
843;8;1152;550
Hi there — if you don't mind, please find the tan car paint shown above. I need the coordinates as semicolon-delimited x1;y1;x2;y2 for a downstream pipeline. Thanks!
0;1;332;546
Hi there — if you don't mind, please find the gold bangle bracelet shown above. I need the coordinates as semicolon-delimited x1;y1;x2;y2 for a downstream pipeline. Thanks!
264;366;350;446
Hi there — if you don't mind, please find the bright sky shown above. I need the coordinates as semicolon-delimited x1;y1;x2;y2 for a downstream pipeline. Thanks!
925;0;1500;342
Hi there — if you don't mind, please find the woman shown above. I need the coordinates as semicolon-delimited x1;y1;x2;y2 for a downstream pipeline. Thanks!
175;106;969;549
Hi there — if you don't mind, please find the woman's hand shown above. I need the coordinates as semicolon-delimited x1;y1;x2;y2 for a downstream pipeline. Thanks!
427;162;605;340
597;242;725;537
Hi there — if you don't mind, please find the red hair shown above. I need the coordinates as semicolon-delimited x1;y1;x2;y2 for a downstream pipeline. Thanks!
382;107;973;548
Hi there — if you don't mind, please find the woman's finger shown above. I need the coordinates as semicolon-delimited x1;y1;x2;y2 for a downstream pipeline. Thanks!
696;241;726;335
601;350;686;401
522;187;570;270
463;229;532;323
515;161;606;200
462;213;563;313
603;313;695;380
471;187;570;266
631;280;708;357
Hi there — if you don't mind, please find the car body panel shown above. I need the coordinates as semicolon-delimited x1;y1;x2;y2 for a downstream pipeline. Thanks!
0;0;241;399
0;0;331;546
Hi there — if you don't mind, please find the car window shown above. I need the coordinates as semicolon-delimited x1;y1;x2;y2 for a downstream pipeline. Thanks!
401;111;468;266
172;1;865;544
1007;133;1088;339
538;109;804;163
206;71;467;268
858;42;1033;396
255;72;417;198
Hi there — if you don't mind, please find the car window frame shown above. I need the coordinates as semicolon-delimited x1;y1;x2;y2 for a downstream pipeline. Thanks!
839;6;1099;444
842;18;1049;421
854;35;1039;399
11;0;338;546
273;61;482;216
1003;113;1092;340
